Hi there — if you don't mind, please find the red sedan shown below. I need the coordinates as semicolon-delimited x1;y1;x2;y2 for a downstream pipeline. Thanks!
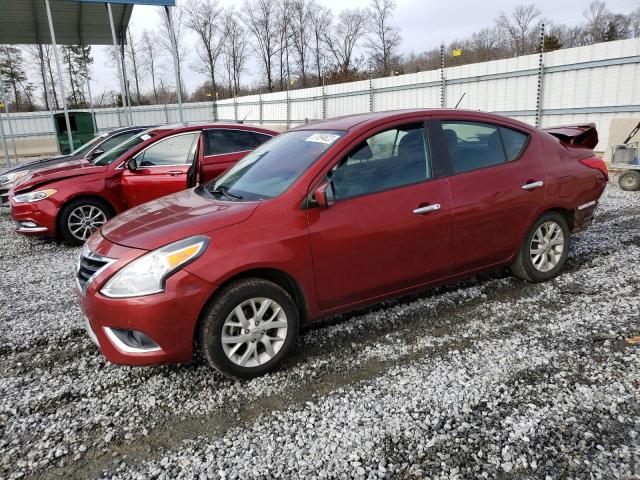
9;123;277;244
76;110;608;378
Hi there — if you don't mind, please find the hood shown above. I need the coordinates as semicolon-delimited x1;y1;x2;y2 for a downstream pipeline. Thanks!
1;154;72;175
14;160;106;192
101;188;261;250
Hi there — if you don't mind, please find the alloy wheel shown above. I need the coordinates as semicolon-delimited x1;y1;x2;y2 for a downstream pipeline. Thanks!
530;221;565;272
67;205;107;241
221;297;288;367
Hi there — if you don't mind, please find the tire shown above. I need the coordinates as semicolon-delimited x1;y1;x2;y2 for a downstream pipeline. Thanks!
199;278;299;379
618;171;640;191
59;198;113;246
510;211;570;283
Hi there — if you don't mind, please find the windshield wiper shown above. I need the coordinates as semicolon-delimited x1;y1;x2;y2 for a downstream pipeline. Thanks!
208;186;243;200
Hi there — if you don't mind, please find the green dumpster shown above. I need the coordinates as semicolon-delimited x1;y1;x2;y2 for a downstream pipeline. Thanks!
53;111;96;154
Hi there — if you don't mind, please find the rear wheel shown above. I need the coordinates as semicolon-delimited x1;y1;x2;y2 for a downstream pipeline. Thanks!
199;278;299;379
511;211;570;282
618;170;640;191
59;198;113;245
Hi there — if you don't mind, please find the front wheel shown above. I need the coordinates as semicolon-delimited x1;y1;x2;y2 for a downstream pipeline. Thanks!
199;278;299;379
59;198;113;245
510;211;570;283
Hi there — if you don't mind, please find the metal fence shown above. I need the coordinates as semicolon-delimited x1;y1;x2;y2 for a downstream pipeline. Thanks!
2;36;640;157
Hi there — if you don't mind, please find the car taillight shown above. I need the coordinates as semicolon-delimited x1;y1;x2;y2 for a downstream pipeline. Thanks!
579;157;608;180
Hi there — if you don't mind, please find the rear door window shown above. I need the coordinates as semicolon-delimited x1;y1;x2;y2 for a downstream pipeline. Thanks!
204;129;262;156
441;121;530;175
500;127;529;161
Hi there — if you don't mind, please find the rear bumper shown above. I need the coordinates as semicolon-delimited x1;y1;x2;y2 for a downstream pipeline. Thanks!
9;198;58;236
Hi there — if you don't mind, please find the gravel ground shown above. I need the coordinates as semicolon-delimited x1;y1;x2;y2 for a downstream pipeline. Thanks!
0;179;639;479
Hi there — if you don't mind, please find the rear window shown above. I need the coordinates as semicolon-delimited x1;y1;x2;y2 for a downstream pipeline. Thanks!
205;129;270;156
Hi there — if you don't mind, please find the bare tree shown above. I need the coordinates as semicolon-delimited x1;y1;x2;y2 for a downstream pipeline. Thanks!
275;0;294;90
290;0;312;86
222;10;249;96
125;29;144;104
366;0;401;76
243;0;279;92
630;7;640;38
323;8;368;76
141;30;160;104
495;4;542;56
25;44;59;110
583;1;610;43
159;6;188;98
184;0;225;99
309;1;331;85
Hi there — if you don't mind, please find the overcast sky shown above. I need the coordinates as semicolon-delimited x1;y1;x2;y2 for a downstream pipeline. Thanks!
88;0;639;99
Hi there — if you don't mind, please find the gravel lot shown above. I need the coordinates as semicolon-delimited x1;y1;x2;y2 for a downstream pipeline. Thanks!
0;179;639;479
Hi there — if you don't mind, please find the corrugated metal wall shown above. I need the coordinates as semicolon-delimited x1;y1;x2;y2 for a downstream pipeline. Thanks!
3;37;640;152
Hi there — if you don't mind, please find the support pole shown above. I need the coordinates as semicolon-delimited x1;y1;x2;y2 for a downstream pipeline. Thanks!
45;0;74;152
369;74;374;112
85;67;98;133
39;44;60;154
165;6;184;123
440;44;446;108
0;79;19;165
258;91;263;125
107;2;129;126
120;42;133;125
535;23;546;128
321;75;326;120
0;111;9;166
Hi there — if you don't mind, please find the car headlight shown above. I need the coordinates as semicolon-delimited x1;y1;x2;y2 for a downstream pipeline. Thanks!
0;170;30;187
13;188;57;203
100;236;209;298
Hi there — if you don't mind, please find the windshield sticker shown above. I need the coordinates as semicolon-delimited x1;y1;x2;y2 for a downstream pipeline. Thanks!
140;134;152;141
305;133;340;145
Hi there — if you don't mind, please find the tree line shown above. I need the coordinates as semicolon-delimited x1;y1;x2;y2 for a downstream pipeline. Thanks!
1;0;639;113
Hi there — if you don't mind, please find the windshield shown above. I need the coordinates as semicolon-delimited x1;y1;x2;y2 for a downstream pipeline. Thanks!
93;131;155;166
205;130;345;201
71;134;106;157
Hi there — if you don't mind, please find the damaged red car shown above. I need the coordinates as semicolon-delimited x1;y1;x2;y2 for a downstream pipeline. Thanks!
9;123;277;244
76;109;607;379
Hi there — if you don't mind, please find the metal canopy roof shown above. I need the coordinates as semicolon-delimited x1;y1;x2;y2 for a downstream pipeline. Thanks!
0;0;135;45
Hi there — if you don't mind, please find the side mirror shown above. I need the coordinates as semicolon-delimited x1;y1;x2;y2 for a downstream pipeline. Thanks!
313;181;334;208
88;148;104;160
127;156;139;171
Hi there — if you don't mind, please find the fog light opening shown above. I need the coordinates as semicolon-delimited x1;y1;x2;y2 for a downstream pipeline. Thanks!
104;327;161;353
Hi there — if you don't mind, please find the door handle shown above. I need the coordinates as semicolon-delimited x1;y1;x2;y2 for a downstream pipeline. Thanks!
522;180;544;190
167;170;183;176
413;204;441;215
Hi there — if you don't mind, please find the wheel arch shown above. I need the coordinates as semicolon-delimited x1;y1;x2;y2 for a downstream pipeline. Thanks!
193;267;309;348
56;194;117;235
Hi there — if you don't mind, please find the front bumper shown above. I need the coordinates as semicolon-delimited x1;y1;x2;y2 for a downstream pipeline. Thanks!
77;237;216;366
9;197;58;236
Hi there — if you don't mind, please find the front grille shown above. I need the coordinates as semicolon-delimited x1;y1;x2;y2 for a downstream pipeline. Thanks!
76;248;113;293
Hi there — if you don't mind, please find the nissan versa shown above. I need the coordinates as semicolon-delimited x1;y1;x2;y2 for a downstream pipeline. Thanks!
76;110;608;379
9;123;277;244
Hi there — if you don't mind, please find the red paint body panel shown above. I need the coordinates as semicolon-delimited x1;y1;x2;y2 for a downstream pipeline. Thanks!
75;109;607;367
9;124;277;238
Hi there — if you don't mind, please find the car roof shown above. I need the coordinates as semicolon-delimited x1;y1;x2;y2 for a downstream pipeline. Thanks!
146;122;277;136
294;109;535;133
